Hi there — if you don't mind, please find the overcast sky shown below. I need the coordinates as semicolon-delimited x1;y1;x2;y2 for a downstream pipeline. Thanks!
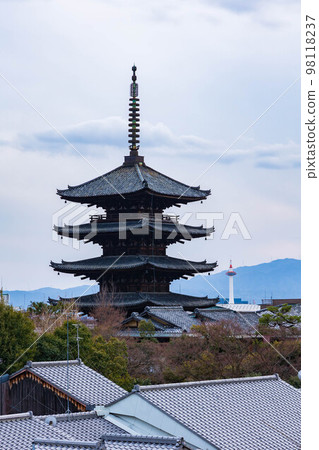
0;0;300;290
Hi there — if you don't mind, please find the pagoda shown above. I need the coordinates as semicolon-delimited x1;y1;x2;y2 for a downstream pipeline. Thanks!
50;66;218;313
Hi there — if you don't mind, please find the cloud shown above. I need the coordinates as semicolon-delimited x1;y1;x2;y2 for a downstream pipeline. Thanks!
13;117;300;170
0;0;300;289
34;117;127;148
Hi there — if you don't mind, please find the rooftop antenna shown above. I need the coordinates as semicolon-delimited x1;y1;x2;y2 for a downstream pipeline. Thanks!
66;312;71;416
72;323;82;360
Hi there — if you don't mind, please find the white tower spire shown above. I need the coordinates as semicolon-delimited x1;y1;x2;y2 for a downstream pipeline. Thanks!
225;260;237;304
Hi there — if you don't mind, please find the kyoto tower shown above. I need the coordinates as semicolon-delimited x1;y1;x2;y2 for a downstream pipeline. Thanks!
226;260;237;304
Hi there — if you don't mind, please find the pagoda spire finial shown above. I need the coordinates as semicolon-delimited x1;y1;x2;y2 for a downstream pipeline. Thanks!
129;65;140;154
124;65;144;166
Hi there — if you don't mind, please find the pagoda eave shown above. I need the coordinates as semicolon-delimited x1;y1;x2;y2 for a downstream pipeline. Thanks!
50;256;217;275
53;221;215;242
57;189;210;208
48;291;219;314
56;162;210;207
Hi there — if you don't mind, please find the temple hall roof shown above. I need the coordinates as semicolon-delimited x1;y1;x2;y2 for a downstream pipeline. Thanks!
141;306;201;332
194;307;260;334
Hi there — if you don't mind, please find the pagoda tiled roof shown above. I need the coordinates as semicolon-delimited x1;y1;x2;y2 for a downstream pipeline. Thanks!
50;255;217;274
49;292;219;310
54;219;214;241
57;164;210;202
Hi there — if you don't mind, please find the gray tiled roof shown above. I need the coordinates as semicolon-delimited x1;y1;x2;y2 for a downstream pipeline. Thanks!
258;304;301;330
50;255;217;274
119;328;183;338
34;436;185;450
195;307;260;333
0;412;71;450
143;307;201;332
34;442;100;449
139;375;301;450
0;411;129;450
38;412;128;441
121;306;198;336
259;303;301;317
101;435;185;449
21;360;126;407
122;312;170;331
57;164;210;201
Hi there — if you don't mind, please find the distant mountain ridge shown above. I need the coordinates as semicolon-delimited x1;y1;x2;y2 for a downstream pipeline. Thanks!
4;259;300;308
171;258;301;303
4;285;99;309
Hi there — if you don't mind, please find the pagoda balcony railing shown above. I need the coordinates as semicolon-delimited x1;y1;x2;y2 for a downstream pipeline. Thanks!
89;213;180;223
162;214;179;223
90;214;108;222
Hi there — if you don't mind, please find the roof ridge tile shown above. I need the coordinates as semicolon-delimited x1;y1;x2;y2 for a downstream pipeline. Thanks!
139;375;279;391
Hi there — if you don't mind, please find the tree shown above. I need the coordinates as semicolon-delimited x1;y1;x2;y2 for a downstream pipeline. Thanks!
171;321;252;380
242;337;301;382
28;300;78;335
138;320;157;341
93;296;126;340
0;299;37;374
126;338;164;385
34;319;93;362
27;301;49;316
259;304;301;329
86;336;133;391
34;320;133;390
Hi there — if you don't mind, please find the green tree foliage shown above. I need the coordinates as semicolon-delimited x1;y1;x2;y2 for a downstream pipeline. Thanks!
34;320;133;390
0;299;36;374
288;375;301;389
34;320;93;362
28;301;48;315
259;304;301;329
27;301;62;316
138;320;157;341
86;336;133;391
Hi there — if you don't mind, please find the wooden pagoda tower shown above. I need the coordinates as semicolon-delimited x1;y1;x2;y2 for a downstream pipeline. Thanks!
50;66;218;313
